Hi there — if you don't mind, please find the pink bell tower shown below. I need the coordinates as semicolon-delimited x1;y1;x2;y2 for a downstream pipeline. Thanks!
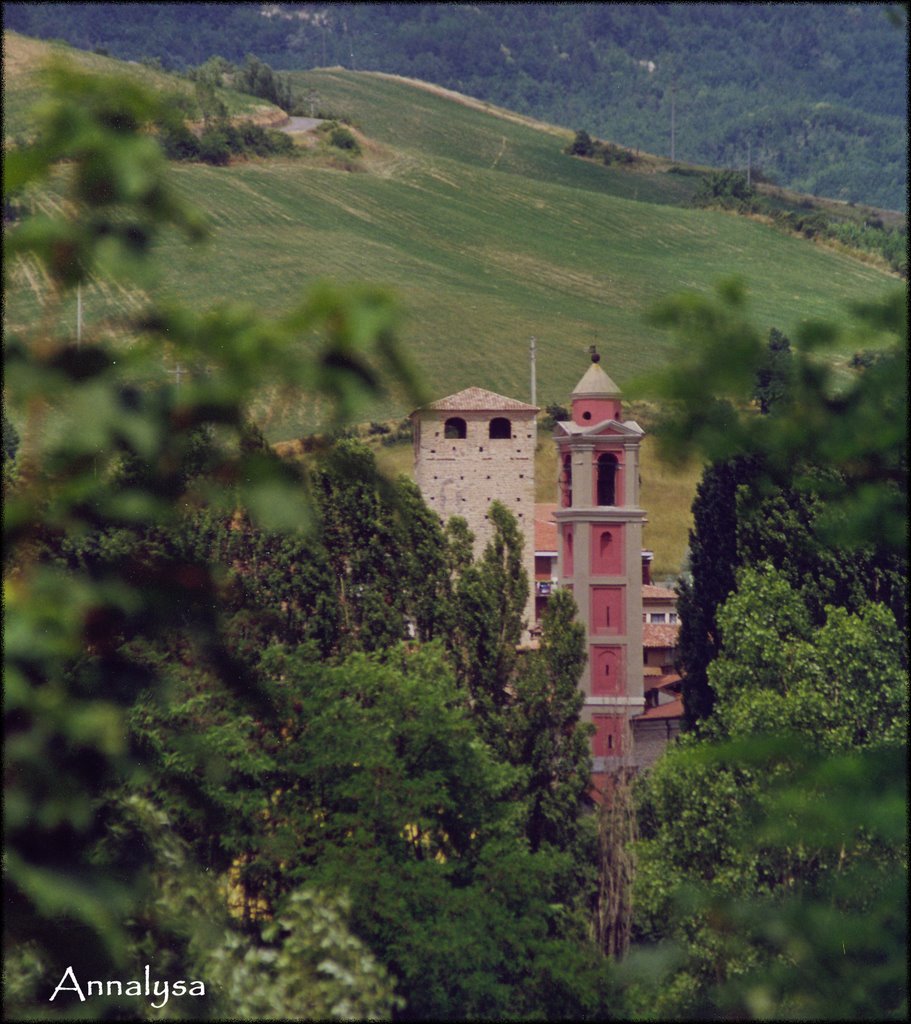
553;348;645;788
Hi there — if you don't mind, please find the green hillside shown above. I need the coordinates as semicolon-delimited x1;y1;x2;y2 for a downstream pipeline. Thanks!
2;33;284;141
3;37;902;574
6;3;906;209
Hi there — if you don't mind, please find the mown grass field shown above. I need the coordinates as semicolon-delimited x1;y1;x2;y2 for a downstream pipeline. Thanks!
4;34;902;574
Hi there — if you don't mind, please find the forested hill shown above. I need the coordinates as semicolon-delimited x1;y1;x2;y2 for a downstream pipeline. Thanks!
6;2;907;210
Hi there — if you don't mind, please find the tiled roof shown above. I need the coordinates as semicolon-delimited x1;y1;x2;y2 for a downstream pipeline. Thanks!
644;673;682;693
571;362;621;397
643;623;680;648
420;387;538;413
643;584;677;600
534;502;558;552
554;419;643;436
633;696;684;721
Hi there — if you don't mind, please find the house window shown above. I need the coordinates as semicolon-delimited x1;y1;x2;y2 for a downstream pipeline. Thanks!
444;417;466;439
489;417;511;439
597;453;618;506
669;613;678;624
650;613;667;624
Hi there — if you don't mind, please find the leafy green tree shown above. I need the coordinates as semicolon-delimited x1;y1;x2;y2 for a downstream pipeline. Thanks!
236;53;293;110
448;501;529;756
132;635;613;1020
752;326;792;414
665;285;906;728
394;476;455;641
194;77;228;127
568;128;595;156
694;169;756;207
707;565;907;749
632;565;907;1016
675;455;758;725
314;439;413;653
628;278;908;1019
3;60;421;1016
510;587;591;854
198;125;231;165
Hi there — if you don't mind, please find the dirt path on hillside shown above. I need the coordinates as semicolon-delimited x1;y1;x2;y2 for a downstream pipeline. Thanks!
279;116;326;133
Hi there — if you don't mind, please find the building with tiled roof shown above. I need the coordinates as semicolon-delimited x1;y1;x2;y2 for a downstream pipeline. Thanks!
411;386;538;637
422;387;539;413
532;503;558;627
412;369;686;773
642;623;681;650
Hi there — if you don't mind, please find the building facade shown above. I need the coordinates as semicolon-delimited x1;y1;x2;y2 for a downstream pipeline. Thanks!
411;372;682;775
553;354;646;787
411;387;538;633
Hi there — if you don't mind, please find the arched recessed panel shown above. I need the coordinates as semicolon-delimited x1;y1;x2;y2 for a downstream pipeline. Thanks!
560;453;573;508
591;646;624;696
591;524;624;575
563;525;574;575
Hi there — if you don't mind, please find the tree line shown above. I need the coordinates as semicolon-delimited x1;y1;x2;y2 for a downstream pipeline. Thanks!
6;2;907;208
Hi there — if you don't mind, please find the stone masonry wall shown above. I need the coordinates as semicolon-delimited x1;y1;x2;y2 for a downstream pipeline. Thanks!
413;409;537;633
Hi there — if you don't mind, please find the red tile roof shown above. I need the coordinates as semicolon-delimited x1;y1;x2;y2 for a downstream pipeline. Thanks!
644;673;682;693
642;584;677;600
633;696;685;720
421;387;538;413
534;503;558;552
643;623;681;648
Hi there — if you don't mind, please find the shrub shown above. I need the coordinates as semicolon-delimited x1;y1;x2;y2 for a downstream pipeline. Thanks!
159;121;201;161
695;170;756;205
329;126;360;154
568;129;595;157
198;127;230;165
541;403;570;431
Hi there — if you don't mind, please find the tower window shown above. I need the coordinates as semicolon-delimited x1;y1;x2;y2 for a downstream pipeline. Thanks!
444;417;467;439
597;453;618;506
560;453;573;508
582;411;592;421
489;417;511;439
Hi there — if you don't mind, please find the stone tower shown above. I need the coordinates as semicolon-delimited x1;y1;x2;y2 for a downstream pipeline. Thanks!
553;353;645;787
411;387;538;633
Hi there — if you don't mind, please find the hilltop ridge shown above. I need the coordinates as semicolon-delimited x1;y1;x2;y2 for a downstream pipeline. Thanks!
6;2;907;208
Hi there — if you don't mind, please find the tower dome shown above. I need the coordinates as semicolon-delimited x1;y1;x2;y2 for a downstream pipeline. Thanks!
571;349;623;425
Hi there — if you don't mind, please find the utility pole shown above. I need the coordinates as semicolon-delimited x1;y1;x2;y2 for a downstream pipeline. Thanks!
166;362;186;389
76;283;83;349
670;79;676;162
343;19;356;70
530;336;537;407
